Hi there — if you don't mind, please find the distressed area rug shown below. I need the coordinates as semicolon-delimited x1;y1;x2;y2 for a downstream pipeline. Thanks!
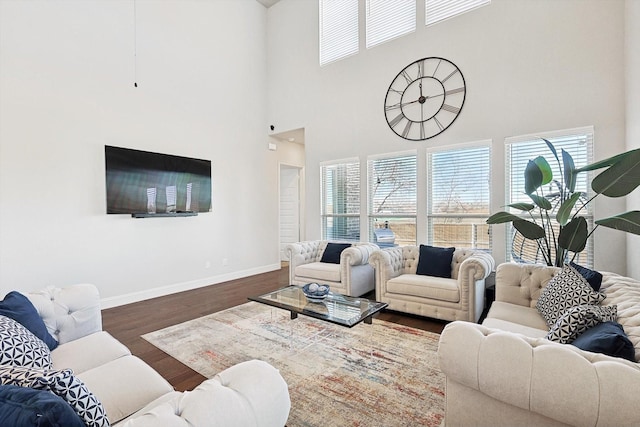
142;302;444;427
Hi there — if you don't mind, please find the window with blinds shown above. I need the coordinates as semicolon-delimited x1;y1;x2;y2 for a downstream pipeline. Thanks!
368;152;417;246
425;0;490;26
366;0;416;49
319;0;359;66
505;127;594;266
427;142;491;250
321;159;361;240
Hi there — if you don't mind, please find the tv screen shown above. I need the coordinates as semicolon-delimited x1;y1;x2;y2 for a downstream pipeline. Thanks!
105;145;212;215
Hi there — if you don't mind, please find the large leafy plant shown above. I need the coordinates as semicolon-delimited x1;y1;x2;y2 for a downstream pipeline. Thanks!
487;139;640;267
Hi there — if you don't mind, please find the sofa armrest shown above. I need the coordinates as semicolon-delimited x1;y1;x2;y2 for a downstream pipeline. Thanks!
369;247;403;300
456;251;494;282
25;284;102;345
118;360;290;427
341;243;378;266
285;240;324;284
438;321;640;427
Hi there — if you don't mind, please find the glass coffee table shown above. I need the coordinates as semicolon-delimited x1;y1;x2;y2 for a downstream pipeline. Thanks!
248;285;388;328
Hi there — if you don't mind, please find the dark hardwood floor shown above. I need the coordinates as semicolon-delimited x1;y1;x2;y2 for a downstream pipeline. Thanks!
101;265;448;392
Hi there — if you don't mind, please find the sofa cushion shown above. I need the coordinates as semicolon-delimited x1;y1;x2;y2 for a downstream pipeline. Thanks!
320;243;351;264
572;321;635;361
0;365;109;427
0;384;86;427
416;245;455;278
570;261;603;291
51;331;131;375
484;301;549;333
536;264;605;327
77;355;174;424
0;315;52;369
546;304;617;344
386;274;460;302
0;292;58;350
294;262;341;283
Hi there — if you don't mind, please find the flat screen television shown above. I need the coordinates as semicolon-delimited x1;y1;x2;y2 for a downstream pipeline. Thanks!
105;145;212;215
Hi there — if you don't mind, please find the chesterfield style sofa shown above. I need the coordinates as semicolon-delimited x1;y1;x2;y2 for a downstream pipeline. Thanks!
286;240;379;297
438;262;640;427
20;284;291;426
369;246;495;322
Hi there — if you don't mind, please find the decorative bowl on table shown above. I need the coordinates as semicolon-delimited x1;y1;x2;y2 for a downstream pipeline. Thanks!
302;283;330;301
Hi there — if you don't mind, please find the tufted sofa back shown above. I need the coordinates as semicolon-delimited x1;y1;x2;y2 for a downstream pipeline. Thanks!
25;284;102;345
495;263;561;308
399;246;484;278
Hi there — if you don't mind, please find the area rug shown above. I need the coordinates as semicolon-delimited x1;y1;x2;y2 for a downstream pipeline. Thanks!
142;302;445;427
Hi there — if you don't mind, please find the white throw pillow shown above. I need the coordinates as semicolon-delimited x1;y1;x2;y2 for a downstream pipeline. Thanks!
536;264;606;327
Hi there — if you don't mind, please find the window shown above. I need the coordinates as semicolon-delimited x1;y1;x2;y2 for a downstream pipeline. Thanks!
427;142;491;250
321;159;361;240
505;127;594;266
368;152;417;246
426;0;490;26
319;0;359;66
366;0;416;49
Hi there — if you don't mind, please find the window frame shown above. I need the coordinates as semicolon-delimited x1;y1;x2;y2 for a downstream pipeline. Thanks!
320;158;361;241
426;140;492;250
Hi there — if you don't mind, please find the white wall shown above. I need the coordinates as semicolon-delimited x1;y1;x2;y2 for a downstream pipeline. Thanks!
626;0;640;279
267;0;629;274
0;0;280;305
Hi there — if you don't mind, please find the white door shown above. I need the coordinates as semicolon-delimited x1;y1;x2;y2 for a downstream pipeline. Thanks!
280;166;301;261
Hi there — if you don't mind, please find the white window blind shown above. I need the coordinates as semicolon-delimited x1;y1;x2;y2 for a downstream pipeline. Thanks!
505;127;594;266
366;0;416;49
427;142;492;250
368;152;417;246
426;0;490;26
319;0;359;66
321;159;361;240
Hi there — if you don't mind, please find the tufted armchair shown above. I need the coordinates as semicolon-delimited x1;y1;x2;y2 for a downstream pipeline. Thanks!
285;240;379;297
369;246;495;322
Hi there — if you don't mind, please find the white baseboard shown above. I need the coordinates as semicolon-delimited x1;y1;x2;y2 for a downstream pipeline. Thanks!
100;263;282;309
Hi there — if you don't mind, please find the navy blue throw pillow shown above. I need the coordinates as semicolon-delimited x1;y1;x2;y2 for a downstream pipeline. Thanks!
572;321;636;362
320;243;351;264
416;245;455;278
0;292;58;350
569;261;603;291
0;385;86;427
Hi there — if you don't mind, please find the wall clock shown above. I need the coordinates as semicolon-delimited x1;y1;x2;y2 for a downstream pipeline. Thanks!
384;57;466;141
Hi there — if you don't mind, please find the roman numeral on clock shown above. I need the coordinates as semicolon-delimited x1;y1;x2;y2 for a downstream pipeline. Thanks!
442;104;460;114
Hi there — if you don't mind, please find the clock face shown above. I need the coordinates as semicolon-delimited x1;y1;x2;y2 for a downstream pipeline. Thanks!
384;57;466;141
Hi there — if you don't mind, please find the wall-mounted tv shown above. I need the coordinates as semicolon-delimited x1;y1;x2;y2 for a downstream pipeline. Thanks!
105;145;212;215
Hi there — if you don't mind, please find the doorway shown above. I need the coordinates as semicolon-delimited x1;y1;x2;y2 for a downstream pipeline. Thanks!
279;164;302;261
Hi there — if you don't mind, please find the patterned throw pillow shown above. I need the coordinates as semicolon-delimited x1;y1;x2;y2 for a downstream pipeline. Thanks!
536;264;606;327
0;365;110;427
546;304;618;344
0;315;52;369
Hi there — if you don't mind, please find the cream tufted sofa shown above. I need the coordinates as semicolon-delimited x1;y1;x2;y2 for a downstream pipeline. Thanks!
368;246;495;322
286;240;379;297
438;262;640;427
24;284;291;426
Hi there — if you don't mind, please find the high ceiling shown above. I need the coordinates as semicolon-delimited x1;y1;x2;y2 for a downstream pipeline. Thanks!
255;0;281;8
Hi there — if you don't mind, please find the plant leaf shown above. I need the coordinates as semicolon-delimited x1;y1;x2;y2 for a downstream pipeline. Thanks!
533;156;553;185
562;149;576;193
575;148;640;172
595;211;640;235
591;149;640;197
556;192;582;226
524;160;543;194
486;212;522;224
542;138;560;165
508;203;535;211
513;219;546;240
558;217;588;252
528;193;552;210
